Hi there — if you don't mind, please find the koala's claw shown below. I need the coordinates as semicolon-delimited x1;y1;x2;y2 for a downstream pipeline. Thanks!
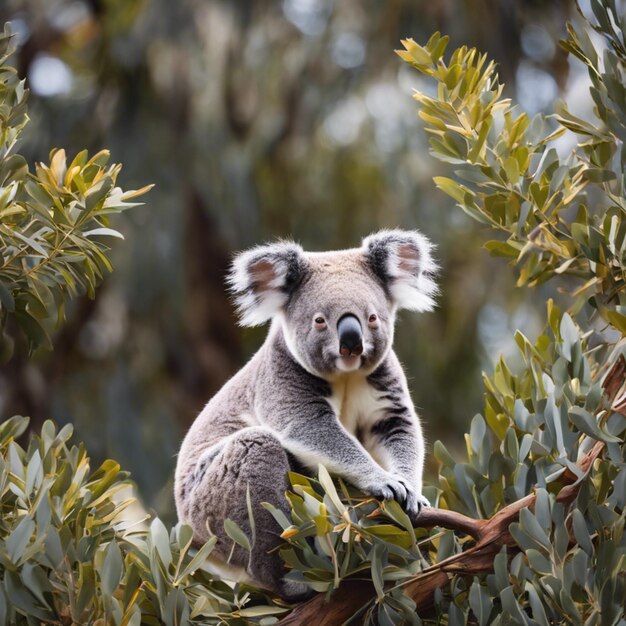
365;473;430;520
397;484;427;519
384;480;408;505
365;472;410;507
408;493;431;520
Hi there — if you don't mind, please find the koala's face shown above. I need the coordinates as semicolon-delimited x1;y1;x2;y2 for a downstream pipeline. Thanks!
282;255;394;376
229;230;438;378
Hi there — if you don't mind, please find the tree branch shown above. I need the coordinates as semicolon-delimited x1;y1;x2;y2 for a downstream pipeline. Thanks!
415;508;486;540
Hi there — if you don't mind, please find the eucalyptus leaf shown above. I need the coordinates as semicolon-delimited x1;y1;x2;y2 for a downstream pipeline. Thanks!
224;518;251;552
100;540;123;597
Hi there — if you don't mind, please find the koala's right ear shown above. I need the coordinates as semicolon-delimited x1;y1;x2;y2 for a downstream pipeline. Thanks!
228;241;307;326
362;229;438;312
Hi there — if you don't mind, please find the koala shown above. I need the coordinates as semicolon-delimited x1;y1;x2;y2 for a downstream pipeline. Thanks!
174;229;437;601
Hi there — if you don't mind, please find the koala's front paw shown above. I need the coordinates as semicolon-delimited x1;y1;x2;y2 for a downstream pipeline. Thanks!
388;480;430;519
363;471;410;508
364;472;431;519
405;491;431;520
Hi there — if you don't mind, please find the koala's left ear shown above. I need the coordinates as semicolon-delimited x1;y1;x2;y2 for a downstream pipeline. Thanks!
228;241;307;326
362;229;438;312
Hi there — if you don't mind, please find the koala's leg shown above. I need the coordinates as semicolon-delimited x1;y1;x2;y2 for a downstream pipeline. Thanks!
185;427;311;602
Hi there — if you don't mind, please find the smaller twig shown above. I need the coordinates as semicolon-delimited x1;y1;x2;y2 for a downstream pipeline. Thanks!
414;507;486;540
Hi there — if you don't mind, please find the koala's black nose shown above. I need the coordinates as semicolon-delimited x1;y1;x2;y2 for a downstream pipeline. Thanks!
337;314;363;357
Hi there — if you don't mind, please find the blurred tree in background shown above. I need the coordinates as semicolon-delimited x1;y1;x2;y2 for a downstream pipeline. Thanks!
0;0;580;520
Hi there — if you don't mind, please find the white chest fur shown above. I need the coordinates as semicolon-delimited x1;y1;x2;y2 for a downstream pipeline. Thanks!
327;374;391;438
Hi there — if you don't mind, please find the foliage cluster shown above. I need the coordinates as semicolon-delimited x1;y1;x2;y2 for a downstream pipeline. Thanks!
0;25;150;359
397;2;625;332
0;415;293;625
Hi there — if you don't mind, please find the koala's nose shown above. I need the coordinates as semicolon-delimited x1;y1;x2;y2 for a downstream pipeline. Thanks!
337;314;363;357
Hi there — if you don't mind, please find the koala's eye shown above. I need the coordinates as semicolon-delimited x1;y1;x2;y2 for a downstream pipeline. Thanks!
314;316;327;330
368;314;378;324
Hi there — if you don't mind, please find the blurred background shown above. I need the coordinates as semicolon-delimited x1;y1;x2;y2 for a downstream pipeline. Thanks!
0;0;589;523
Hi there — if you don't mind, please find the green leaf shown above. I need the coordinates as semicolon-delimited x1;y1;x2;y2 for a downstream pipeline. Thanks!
367;525;413;549
559;314;579;361
164;588;190;626
11;229;48;257
433;176;470;205
568;406;621;443
6;516;35;563
84;176;114;214
526;549;551;575
0;415;29;444
525;582;550;626
237;606;290;617
100;540;123;597
583;167;616;182
174;536;217;582
503;156;520;183
318;463;345;514
606;311;626;334
21;563;52;609
519;508;551;550
493;549;510;592
484;240;521;258
25;448;42;494
176;523;194;556
245;484;256;546
400;39;433;65
469;580;493;626
224;518;251;551
499;585;529;624
433;440;457;468
260;502;292;530
371;542;386;601
571;509;594;556
83;227;124;239
150;517;173;568
470;414;487;453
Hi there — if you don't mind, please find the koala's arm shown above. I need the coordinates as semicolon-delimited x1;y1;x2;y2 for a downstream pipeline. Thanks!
259;355;410;504
282;404;386;484
281;391;427;516
366;353;429;513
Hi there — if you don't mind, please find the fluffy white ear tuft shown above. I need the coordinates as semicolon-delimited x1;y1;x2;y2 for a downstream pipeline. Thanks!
362;229;438;312
228;241;307;326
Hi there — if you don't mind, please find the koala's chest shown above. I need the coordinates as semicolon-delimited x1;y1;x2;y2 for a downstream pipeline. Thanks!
327;376;391;437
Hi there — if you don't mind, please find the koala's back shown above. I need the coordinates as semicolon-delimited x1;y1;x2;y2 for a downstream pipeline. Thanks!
174;351;262;505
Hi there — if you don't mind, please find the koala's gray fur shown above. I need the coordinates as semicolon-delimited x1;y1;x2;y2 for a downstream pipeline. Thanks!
174;229;437;601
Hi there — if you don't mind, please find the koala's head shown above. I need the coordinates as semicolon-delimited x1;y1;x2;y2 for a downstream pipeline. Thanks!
229;230;437;378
